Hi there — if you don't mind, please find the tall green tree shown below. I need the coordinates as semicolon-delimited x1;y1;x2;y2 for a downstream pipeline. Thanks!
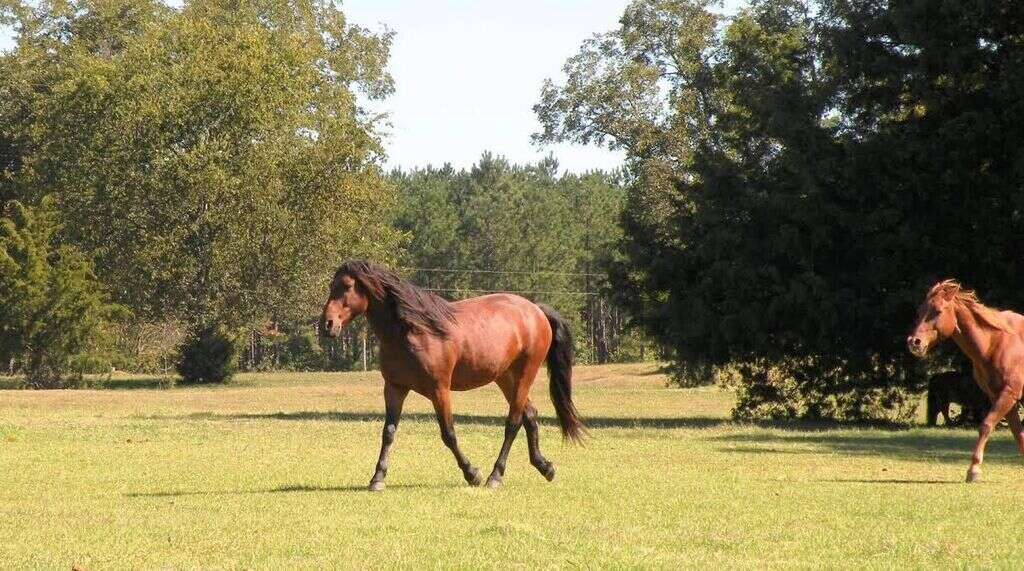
538;0;1024;422
2;0;400;331
0;198;121;387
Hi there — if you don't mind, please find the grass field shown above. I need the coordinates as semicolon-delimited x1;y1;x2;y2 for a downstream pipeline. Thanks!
3;363;1024;569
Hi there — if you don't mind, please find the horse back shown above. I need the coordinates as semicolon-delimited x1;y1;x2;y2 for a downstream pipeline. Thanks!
1003;310;1024;338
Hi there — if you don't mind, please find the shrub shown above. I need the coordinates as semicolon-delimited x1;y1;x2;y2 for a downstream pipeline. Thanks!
176;325;238;384
728;358;920;426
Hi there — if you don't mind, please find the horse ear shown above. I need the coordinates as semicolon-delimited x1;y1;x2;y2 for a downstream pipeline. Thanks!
940;283;960;302
931;279;958;302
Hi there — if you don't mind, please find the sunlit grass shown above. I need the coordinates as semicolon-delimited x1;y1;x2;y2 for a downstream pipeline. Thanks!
1;362;1021;568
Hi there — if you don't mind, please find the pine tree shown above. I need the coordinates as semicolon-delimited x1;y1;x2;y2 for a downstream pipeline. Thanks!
0;198;121;387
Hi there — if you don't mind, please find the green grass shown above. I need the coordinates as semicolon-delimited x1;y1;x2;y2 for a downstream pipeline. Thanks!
2;362;1023;569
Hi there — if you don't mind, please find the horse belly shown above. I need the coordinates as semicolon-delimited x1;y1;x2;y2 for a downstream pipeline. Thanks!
449;323;531;391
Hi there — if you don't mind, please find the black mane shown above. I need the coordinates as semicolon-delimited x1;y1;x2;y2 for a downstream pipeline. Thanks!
336;260;456;338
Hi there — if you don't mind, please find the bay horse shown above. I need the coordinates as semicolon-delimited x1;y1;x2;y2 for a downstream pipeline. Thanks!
926;371;988;427
908;279;1024;482
319;261;585;491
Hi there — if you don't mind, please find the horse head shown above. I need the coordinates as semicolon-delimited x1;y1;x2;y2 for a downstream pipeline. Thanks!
908;280;962;357
319;261;380;338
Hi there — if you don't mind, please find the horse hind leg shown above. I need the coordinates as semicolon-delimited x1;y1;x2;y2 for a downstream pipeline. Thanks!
967;386;1021;483
1006;406;1024;456
485;375;530;489
523;401;555;481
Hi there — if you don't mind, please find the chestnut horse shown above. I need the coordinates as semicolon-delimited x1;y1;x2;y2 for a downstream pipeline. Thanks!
320;261;585;491
908;280;1024;482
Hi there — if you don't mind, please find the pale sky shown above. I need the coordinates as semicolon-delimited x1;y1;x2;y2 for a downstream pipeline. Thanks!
0;0;746;173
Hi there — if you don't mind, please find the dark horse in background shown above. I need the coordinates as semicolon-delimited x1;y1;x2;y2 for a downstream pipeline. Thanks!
926;371;988;427
909;280;1024;482
320;261;585;491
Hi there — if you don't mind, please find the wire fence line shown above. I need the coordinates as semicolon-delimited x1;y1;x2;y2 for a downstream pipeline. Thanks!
401;266;606;296
400;267;603;277
419;287;598;296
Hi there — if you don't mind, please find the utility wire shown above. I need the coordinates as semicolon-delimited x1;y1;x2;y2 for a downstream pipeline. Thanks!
401;266;603;277
417;288;598;296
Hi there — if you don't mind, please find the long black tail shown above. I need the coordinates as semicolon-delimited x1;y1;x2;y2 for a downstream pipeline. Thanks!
537;303;586;444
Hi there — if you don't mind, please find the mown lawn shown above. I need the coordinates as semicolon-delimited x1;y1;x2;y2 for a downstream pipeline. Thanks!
2;362;1024;569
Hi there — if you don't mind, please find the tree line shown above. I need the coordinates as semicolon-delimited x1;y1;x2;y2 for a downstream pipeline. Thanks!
0;0;648;385
391;154;646;365
245;155;649;372
536;0;1024;422
1;0;400;385
5;0;1017;428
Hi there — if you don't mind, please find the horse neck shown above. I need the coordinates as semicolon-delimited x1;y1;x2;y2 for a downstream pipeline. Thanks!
951;302;999;361
363;297;401;342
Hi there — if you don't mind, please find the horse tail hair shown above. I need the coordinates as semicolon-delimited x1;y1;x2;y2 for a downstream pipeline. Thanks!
537;303;586;444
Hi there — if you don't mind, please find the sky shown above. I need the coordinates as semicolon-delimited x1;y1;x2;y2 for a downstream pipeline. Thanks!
0;0;746;173
343;0;634;173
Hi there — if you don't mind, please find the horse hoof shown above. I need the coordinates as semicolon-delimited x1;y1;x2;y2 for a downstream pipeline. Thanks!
541;463;556;482
485;477;502;489
465;468;483;486
368;480;385;492
966;468;981;483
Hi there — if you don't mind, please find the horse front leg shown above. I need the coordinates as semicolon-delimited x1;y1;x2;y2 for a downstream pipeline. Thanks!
369;382;409;492
432;388;482;486
967;387;1020;483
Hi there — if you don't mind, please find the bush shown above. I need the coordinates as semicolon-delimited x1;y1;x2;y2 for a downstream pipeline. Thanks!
728;359;920;426
176;325;238;384
666;360;718;388
0;199;122;388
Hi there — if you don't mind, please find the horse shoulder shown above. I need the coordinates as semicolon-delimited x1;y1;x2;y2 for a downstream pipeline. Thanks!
378;330;457;389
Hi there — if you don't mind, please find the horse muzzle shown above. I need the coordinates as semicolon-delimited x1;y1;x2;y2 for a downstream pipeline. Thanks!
907;335;928;358
321;319;339;338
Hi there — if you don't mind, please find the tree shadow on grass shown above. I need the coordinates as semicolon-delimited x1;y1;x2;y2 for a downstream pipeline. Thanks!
144;410;730;431
125;482;447;498
142;410;945;433
714;430;1024;465
817;478;961;485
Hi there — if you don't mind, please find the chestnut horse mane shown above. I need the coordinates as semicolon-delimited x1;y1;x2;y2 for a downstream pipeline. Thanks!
928;279;1014;334
336;260;456;338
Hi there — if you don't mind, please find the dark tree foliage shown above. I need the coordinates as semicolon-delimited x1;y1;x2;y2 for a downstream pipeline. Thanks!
538;0;1024;422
